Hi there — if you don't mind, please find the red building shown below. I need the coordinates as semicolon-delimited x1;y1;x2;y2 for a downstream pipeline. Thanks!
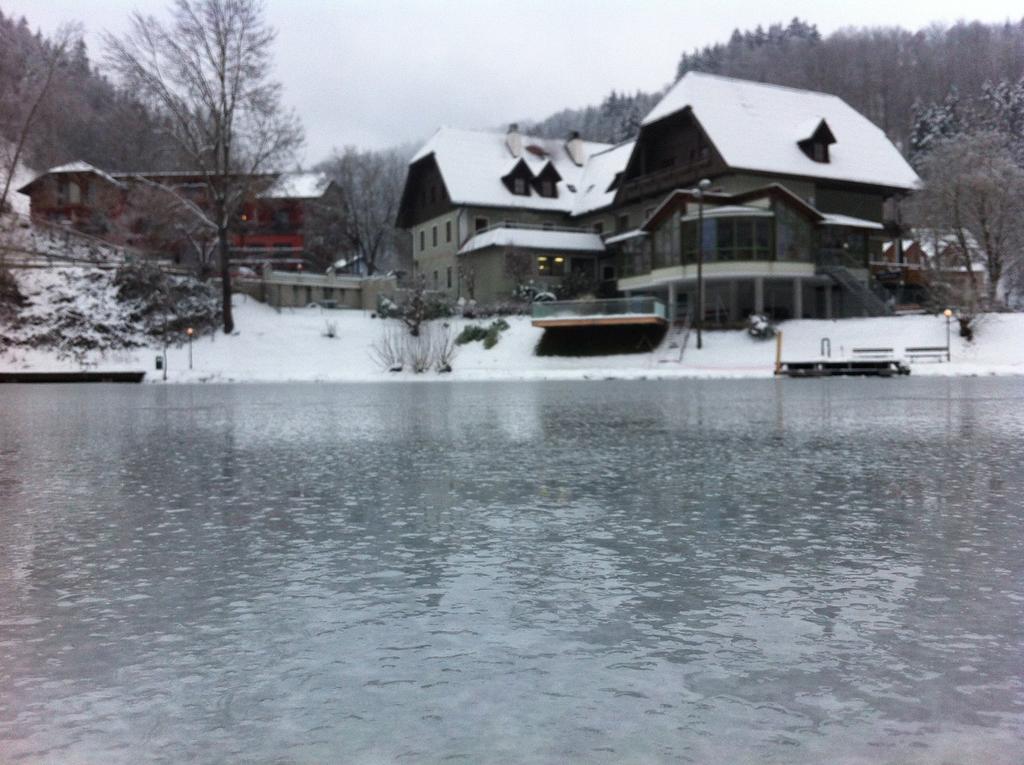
17;163;336;270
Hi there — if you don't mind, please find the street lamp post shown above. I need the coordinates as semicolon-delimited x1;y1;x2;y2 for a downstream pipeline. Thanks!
943;308;953;361
186;327;194;370
694;178;711;350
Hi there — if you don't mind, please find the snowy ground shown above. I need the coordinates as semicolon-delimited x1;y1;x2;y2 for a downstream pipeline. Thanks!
2;290;1022;382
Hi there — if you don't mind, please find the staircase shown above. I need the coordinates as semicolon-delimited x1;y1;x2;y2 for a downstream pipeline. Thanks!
656;317;691;363
819;265;892;317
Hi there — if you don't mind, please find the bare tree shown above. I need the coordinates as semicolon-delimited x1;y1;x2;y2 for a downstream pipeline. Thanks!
315;146;406;276
0;23;81;224
909;131;1024;307
104;0;303;333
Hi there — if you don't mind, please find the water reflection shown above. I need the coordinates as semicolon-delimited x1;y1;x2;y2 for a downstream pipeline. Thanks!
1;378;1023;764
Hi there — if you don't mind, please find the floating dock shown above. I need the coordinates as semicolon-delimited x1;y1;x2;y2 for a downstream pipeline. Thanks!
776;360;910;378
0;371;146;383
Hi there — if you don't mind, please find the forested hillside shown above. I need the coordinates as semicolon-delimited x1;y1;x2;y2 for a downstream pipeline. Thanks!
526;17;1024;152
0;8;181;175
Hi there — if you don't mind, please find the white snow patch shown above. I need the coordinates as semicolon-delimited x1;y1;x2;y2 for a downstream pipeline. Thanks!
3;291;1022;383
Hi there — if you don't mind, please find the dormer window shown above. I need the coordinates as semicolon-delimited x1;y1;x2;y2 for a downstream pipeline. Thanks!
532;161;561;198
797;118;836;164
502;159;534;196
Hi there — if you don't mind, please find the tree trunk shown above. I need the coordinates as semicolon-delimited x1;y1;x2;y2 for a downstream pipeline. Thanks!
218;224;234;333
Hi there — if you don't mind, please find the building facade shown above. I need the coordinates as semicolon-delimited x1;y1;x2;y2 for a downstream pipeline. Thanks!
17;164;336;271
397;72;921;320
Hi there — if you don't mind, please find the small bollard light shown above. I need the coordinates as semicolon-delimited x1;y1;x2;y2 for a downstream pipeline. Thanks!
186;327;194;369
943;308;953;361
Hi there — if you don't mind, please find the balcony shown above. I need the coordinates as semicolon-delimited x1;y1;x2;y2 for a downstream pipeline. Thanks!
531;297;667;328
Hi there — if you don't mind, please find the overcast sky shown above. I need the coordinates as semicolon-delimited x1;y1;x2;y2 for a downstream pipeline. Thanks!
3;0;1022;164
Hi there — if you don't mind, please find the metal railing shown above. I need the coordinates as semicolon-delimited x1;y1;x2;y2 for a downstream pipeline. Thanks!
532;296;666;321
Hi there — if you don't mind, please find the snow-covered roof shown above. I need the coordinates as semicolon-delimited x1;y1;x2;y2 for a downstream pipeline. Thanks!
571;141;635;216
642;72;920;190
820;213;885;230
681;204;773;221
604;229;647;245
410;128;621;215
21;161;124;191
459;226;605;255
259;172;331;199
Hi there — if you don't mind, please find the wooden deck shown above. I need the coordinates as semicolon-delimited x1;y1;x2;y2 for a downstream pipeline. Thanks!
0;371;146;383
532;315;668;329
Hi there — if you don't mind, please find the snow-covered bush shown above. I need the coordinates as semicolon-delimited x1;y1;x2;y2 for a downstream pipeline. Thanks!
432;322;457;373
376;278;452;336
0;267;25;321
370;319;457;373
114;261;220;338
370;321;405;372
747;314;775;339
0;263;220;359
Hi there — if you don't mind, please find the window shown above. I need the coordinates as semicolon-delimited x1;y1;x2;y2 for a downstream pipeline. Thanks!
617;214;629;232
446;220;452;243
419;230;425;251
542;222;553;230
475;217;488;232
593;221;604;235
58;180;81;207
432;225;438;247
537;256;565;277
433;270;439;288
813;142;827;162
446;266;452;289
541;180;555;197
513;177;528;195
682;216;774;263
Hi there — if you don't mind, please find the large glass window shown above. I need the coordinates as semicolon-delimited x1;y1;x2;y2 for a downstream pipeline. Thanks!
682;216;773;263
775;204;812;262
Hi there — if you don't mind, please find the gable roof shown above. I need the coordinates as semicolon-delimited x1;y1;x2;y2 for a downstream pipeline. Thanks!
570;140;635;216
407;127;621;216
258;172;331;199
18;161;125;193
642;72;919;191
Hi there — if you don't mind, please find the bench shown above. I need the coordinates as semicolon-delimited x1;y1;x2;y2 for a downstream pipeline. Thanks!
904;346;947;362
852;347;895;359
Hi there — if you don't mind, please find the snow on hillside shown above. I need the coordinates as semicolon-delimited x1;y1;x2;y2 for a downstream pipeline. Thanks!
2;288;1022;382
0;265;219;361
0;143;33;216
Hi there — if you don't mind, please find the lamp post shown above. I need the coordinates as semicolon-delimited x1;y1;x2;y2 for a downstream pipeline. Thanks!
693;178;711;350
186;327;194;370
943;308;953;361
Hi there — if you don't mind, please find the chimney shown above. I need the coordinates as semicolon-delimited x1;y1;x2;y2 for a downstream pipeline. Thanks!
564;130;584;166
505;123;522;158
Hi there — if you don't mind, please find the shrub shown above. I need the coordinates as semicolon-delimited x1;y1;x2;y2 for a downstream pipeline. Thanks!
483;324;501;349
456;325;488;344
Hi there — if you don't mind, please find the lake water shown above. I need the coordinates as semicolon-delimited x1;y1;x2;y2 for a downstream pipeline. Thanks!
1;378;1023;764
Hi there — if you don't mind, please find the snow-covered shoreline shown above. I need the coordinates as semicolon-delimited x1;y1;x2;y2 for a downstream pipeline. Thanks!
2;292;1022;383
